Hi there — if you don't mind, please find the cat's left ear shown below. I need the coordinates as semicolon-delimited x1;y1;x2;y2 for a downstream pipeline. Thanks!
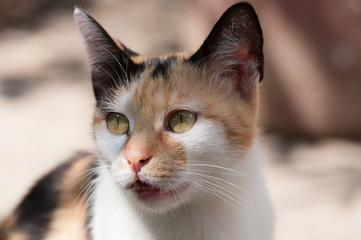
74;8;142;103
189;3;264;100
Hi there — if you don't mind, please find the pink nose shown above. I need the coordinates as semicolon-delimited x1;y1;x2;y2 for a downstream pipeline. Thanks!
125;149;152;173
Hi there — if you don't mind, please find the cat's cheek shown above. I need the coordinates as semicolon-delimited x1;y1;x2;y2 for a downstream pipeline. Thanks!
173;119;227;158
110;159;134;187
94;130;128;163
170;118;229;181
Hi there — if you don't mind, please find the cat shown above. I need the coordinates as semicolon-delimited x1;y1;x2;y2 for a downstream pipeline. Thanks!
0;2;273;240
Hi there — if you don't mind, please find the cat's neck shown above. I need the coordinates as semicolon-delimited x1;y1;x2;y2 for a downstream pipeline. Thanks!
89;142;272;240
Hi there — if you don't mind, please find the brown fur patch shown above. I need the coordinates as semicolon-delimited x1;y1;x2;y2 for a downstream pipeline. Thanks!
0;214;18;240
44;154;95;240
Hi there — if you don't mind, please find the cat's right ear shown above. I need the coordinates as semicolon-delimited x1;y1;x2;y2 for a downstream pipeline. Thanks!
189;3;264;100
74;8;142;102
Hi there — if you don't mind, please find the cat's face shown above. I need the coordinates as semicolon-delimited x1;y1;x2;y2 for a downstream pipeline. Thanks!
75;3;264;212
92;57;258;211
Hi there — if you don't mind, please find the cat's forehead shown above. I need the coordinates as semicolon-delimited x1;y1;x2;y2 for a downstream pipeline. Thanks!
123;56;201;113
106;50;247;113
130;52;190;78
146;56;178;79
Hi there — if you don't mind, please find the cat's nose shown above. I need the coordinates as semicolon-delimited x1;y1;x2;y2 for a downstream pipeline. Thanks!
125;149;152;173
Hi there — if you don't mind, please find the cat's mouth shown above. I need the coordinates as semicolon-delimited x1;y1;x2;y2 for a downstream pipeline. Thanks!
129;180;188;201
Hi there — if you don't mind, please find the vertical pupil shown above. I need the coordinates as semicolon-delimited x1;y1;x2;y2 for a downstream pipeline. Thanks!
180;113;183;124
116;115;120;125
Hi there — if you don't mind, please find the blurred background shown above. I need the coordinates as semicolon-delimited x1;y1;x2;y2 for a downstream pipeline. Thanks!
0;0;360;239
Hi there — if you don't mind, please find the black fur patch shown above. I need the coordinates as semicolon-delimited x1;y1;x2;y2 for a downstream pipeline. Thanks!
14;152;91;240
150;56;177;79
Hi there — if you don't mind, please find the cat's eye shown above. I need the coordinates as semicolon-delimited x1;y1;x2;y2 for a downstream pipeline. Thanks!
106;113;129;135
169;110;197;133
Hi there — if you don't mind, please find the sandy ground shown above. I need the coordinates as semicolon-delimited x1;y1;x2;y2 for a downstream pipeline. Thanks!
1;1;360;239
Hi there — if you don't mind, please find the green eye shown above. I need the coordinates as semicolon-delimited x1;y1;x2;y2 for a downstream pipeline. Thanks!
106;113;129;135
169;110;197;133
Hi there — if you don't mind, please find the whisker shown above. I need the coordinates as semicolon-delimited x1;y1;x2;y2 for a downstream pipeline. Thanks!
185;161;248;176
72;174;99;210
184;175;250;209
82;175;111;217
166;183;186;229
185;171;254;198
64;166;109;185
71;165;111;215
179;179;236;208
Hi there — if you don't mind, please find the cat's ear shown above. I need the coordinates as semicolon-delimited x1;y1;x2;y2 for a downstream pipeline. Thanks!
74;8;143;102
189;3;263;100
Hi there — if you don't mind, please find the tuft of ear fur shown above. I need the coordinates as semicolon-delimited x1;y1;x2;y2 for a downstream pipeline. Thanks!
189;2;264;100
74;8;143;103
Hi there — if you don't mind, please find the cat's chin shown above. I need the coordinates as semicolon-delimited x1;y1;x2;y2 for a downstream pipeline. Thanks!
126;180;191;212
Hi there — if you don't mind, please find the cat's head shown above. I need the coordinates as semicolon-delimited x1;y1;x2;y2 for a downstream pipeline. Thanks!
75;2;263;212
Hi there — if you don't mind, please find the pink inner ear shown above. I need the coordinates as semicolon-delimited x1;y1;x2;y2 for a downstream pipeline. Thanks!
234;45;257;100
237;45;251;59
209;44;258;100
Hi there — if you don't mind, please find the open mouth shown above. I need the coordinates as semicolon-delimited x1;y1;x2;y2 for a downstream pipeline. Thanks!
129;180;188;201
129;180;170;201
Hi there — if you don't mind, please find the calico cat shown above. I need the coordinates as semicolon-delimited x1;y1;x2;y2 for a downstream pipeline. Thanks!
0;2;273;240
